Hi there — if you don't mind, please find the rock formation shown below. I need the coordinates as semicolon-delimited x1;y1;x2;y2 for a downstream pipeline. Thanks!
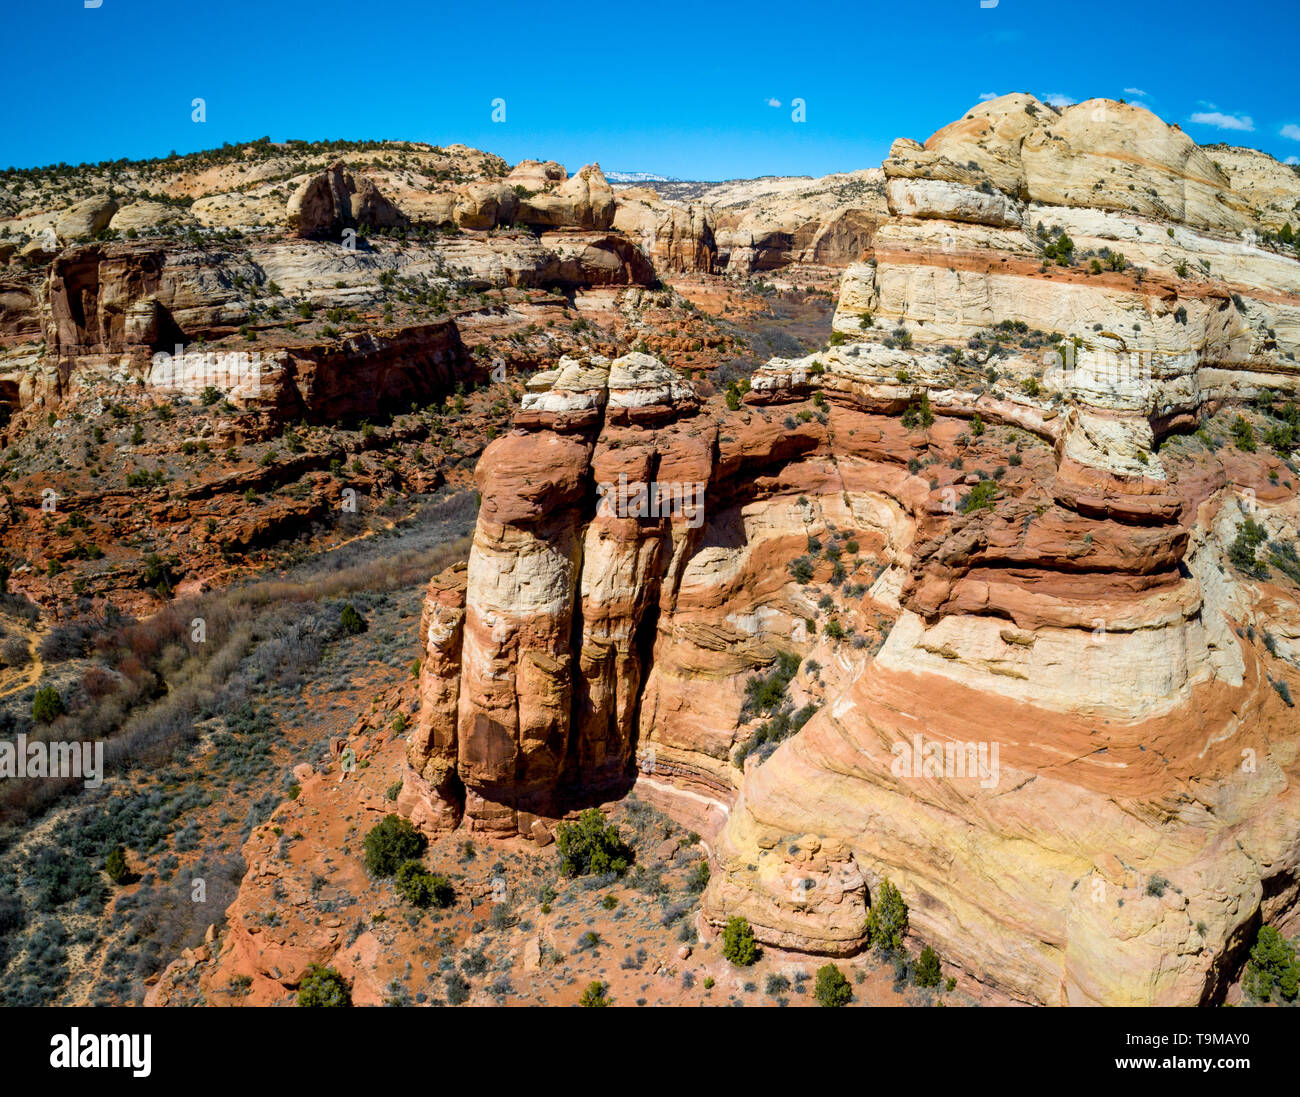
404;95;1300;1006
287;161;408;238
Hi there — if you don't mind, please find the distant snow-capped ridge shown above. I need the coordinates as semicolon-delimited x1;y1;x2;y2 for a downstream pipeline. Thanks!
605;170;678;184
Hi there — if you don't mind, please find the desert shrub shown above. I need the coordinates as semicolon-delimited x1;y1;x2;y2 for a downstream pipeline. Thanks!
743;651;800;716
901;390;934;430
1229;519;1269;579
339;603;367;635
1271;678;1294;707
914;945;942;988
39;619;98;662
722;915;759;966
814;963;853;1006
1243;925;1300;1002
960;480;999;513
0;871;26;972
866;878;909;952
105;846;129;885
579;980;611;1007
363;814;426;877
1231;416;1257;452
395;860;454;908
297;964;351;1007
444;972;470;1005
788;556;814;583
32;686;65;724
555;809;631;877
0;636;29;666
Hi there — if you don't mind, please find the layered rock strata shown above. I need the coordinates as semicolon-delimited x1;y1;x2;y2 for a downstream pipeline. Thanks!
408;96;1300;1005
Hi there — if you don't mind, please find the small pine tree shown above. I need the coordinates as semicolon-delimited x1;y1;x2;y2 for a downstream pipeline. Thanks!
866;878;909;953
105;846;129;885
1231;415;1256;452
814;963;853;1006
395;860;454;908
915;945;942;988
554;808;631;877
340;603;367;635
722;915;759;966
363;814;426;877
1243;925;1300;1002
32;686;65;724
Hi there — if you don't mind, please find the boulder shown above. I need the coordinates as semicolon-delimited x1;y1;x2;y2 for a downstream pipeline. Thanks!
506;159;568;190
453;181;520;230
109;200;193;234
55;195;118;240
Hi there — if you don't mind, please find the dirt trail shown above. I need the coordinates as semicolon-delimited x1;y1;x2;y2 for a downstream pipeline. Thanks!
0;620;43;699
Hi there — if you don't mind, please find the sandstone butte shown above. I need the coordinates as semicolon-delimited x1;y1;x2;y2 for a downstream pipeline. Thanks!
390;95;1300;1006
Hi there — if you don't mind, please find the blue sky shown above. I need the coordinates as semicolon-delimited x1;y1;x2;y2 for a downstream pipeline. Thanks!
5;0;1297;179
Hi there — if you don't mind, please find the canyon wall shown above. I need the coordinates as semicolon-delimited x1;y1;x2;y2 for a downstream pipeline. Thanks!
405;95;1300;1004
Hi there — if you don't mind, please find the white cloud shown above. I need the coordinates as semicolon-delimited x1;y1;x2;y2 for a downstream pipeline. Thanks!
1041;93;1075;108
766;97;781;108
978;91;999;101
1281;123;1300;141
1287;156;1300;166
1188;111;1255;132
1123;87;1147;98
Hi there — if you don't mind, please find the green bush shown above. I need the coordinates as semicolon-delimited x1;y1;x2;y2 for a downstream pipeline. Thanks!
105;846;129;885
395;860;454;908
579;980;611;1007
901;390;934;430
32;686;65;724
297;964;351;1007
1244;925;1300;1002
722;915;759;966
1229;519;1269;579
743;651;801;715
363;814;426;877
960;480;1000;513
339;603;367;635
814;963;853;1006
555;809;631;877
1231;415;1256;452
914;945;942;988
788;556;814;583
866;878;909;952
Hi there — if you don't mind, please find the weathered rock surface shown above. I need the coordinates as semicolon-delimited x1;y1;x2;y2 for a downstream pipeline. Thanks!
405;96;1300;1007
287;161;407;238
518;163;616;230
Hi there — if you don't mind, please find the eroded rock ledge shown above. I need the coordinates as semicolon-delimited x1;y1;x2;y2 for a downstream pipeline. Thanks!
401;95;1300;1005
